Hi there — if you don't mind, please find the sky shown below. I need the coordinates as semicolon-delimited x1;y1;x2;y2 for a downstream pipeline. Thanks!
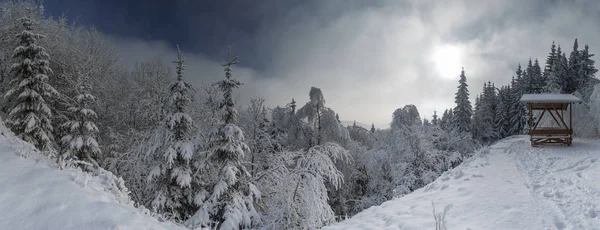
44;0;600;128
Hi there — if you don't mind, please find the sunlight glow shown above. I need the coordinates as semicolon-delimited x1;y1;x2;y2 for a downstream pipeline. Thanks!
432;44;462;80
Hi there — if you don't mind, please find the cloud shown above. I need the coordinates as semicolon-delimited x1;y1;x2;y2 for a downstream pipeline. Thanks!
109;0;600;128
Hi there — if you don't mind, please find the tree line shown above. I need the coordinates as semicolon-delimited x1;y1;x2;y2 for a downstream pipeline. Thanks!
1;1;599;230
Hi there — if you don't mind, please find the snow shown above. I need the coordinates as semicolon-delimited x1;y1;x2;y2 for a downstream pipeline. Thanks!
324;136;600;230
0;126;186;229
521;93;582;103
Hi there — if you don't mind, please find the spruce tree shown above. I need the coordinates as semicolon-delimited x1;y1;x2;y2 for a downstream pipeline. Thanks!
190;47;259;229
509;74;527;135
59;72;101;167
452;67;473;133
494;86;511;138
544;41;557;77
370;123;375;133
431;110;439;126
532;59;544;93
471;95;482;140
580;44;598;90
544;58;562;93
5;16;58;151
481;83;497;142
148;45;197;221
566;39;581;93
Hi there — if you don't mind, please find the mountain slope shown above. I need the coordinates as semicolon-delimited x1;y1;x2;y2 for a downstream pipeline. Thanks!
324;136;600;230
0;125;185;230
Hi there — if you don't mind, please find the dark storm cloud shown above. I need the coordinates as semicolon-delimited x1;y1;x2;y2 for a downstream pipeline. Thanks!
45;0;600;127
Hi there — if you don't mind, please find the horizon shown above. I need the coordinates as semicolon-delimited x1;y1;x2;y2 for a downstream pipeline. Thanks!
45;0;600;128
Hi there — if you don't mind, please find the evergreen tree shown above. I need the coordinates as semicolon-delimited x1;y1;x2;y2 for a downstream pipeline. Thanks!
190;47;260;229
544;41;557;77
440;109;448;126
431;110;439;126
471;95;482;140
478;82;498;142
423;118;430;126
524;59;534;94
545;57;562;93
452;67;473;133
336;113;340;123
147;45;197;221
59;72;101;167
532;59;544;93
579;44;598;90
509;73;527;135
494;86;511;138
5;16;58;151
446;108;454;130
370;123;375;133
566;39;581;93
514;63;524;95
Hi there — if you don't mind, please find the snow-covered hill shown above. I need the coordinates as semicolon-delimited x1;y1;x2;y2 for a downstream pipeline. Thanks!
324;136;600;230
0;125;185;230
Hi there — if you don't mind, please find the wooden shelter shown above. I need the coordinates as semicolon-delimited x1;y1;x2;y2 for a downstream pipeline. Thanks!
520;93;582;146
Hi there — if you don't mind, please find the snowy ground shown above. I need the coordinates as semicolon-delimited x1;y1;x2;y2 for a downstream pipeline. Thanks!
324;136;600;230
0;127;185;229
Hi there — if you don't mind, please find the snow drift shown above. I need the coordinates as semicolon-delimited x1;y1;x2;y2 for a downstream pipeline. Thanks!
0;122;185;230
324;136;600;230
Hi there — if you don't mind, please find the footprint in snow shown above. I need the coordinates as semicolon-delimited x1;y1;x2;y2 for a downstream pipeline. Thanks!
554;218;566;230
471;174;483;178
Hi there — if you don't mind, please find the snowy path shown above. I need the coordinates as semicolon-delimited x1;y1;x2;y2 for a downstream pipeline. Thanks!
324;136;600;230
0;132;185;230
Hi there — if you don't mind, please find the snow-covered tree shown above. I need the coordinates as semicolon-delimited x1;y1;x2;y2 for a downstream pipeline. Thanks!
474;82;498;143
566;39;582;93
452;67;472;133
544;46;563;94
432;110;439;126
509;72;527;136
296;87;350;147
494;86;511;138
5;15;58;151
370;123;376;133
147;46;198;221
579;44;598;90
189;47;260;229
59;72;101;167
391;104;422;131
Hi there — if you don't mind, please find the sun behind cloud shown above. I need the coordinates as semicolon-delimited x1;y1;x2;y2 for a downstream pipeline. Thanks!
432;44;462;80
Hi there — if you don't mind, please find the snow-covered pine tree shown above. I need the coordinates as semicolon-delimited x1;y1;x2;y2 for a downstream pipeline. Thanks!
566;39;582;94
432;110;439;126
478;82;498;143
189;47;260;230
509;73;527;136
532;59;544;93
545;57;562;93
452;67;472;133
147;45;197;221
371;123;376;133
5;15;58;151
579;44;598;92
447;108;454;130
471;95;482;140
494;86;511;138
59;72;101;167
543;41;557;79
439;109;448;129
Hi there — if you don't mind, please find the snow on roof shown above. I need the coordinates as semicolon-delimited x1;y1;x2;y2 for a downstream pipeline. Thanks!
520;93;582;103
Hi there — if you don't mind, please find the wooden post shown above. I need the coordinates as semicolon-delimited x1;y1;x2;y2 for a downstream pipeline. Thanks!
570;103;573;144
